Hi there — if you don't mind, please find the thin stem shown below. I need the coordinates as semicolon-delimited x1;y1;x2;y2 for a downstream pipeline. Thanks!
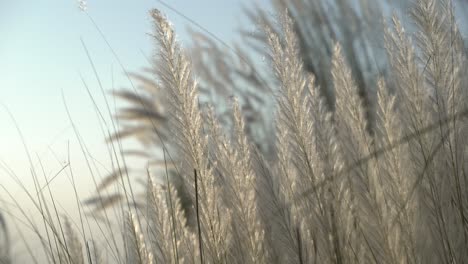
194;169;204;264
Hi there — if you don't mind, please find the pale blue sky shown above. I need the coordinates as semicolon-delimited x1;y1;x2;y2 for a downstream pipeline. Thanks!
0;0;265;137
0;2;269;259
0;0;269;187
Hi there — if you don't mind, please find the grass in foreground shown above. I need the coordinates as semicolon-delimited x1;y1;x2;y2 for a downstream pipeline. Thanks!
2;0;468;263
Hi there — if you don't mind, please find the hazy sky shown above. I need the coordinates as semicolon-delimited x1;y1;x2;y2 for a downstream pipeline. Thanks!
0;0;269;188
0;0;266;165
0;0;269;260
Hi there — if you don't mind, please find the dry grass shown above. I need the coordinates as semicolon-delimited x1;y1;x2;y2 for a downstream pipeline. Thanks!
2;0;468;263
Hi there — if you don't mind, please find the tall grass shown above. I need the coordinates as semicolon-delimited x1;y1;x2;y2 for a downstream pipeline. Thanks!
2;0;468;263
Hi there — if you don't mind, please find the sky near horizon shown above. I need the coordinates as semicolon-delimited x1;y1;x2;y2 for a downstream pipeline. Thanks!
0;1;269;260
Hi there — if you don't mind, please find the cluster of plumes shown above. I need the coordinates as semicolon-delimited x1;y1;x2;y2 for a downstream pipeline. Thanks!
84;0;468;263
